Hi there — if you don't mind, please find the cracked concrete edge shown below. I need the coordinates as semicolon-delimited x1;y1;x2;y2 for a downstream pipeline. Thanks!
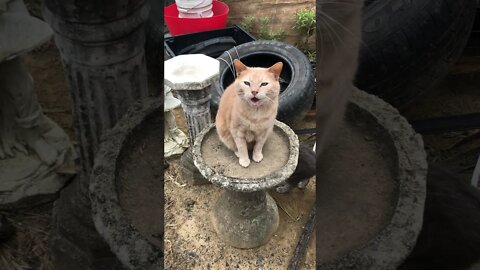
89;97;163;270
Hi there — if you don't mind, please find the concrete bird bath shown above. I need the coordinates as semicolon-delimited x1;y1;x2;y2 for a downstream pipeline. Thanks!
192;121;299;248
88;87;426;269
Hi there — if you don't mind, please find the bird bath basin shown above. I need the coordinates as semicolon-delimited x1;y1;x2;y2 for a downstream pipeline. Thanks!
191;121;299;248
88;88;426;269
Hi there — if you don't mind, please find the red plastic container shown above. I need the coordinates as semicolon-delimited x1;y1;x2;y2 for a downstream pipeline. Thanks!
164;1;229;36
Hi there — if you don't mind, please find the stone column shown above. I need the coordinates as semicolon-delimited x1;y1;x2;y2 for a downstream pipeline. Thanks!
175;88;213;144
164;54;219;185
212;189;280;249
42;1;150;269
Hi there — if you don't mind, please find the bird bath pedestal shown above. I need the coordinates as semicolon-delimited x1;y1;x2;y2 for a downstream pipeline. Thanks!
192;121;299;248
164;54;219;185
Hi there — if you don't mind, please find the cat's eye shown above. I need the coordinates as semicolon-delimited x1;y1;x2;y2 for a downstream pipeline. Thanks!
260;82;269;87
243;81;250;86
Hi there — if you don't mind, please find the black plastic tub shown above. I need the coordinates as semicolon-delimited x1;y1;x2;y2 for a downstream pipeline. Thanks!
164;25;256;58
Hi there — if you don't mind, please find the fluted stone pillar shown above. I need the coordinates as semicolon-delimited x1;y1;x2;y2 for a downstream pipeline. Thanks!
42;1;150;269
175;89;213;144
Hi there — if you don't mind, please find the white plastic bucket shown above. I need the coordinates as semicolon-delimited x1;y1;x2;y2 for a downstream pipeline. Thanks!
176;0;213;18
175;0;212;9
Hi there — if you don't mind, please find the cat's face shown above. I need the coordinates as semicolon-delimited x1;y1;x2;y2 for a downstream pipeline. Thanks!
233;60;283;108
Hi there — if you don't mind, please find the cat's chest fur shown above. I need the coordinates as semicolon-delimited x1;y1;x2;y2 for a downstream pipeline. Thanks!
234;111;274;140
236;115;275;143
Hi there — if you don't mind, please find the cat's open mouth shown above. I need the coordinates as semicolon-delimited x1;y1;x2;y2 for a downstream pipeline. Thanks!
250;97;260;105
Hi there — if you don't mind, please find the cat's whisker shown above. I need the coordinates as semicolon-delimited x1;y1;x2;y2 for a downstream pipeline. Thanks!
264;95;275;104
320;16;343;48
315;0;364;158
317;29;324;64
318;8;379;63
319;16;340;52
319;10;361;41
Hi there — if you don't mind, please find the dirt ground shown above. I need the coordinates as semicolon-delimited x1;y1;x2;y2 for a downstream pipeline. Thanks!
165;108;316;270
164;158;316;270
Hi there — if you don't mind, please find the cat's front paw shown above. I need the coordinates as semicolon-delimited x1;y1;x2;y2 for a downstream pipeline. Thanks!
276;183;293;193
239;157;250;167
252;152;263;163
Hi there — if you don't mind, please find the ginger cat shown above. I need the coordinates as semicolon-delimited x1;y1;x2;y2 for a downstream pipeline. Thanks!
215;59;283;168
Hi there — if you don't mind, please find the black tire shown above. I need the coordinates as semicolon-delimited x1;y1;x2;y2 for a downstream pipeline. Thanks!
210;40;315;126
356;0;477;110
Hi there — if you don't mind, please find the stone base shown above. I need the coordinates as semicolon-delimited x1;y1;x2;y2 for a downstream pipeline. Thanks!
50;173;126;270
181;148;209;185
0;118;76;209
211;190;279;249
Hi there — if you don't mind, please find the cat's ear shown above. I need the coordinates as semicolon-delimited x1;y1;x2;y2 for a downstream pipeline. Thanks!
268;62;283;80
233;59;248;77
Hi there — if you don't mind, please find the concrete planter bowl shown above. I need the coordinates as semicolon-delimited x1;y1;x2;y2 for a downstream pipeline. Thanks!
317;88;428;269
89;98;163;270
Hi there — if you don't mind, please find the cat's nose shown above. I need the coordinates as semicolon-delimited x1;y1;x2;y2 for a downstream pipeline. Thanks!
252;91;258;96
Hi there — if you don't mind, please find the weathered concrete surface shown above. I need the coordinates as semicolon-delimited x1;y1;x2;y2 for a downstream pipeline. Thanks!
192;121;299;192
90;97;163;269
164;54;219;91
317;88;427;269
44;1;150;173
211;190;280;249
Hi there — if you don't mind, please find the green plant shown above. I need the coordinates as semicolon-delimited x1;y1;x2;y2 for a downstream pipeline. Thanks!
306;50;316;63
294;8;316;49
239;16;286;41
240;16;255;33
259;16;271;38
258;16;285;41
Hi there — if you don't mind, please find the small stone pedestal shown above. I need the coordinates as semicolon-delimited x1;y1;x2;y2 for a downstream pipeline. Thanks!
164;85;188;157
192;121;299;248
164;54;219;185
